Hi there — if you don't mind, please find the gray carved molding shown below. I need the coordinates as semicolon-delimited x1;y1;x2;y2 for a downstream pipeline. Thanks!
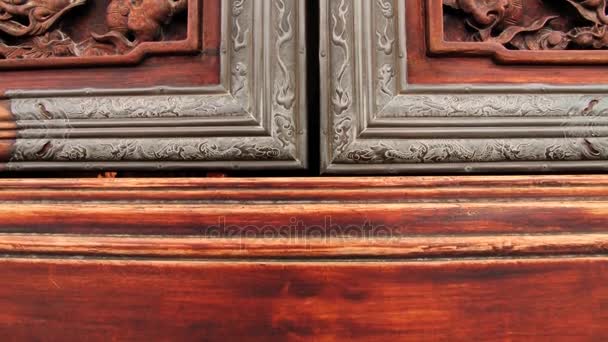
6;0;306;171
320;0;608;173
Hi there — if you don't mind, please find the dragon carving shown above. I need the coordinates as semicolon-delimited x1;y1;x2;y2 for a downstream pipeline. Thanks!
0;0;187;59
443;0;608;50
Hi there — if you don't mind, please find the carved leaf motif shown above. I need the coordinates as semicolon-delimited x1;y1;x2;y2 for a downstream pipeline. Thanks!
12;95;248;121
274;113;296;148
487;16;557;45
378;64;395;97
338;139;608;164
564;0;608;25
331;0;352;116
381;95;584;118
274;0;296;110
7;0;305;170
12;138;291;162
232;0;249;52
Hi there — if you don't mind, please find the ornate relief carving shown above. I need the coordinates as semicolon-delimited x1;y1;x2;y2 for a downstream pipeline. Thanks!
274;113;296;148
331;0;351;116
7;0;306;170
321;0;608;173
376;0;394;55
338;138;608;164
12;93;248;120
0;0;188;60
272;0;298;152
375;0;396;111
232;0;248;52
330;0;354;154
231;63;248;98
379;94;608;118
274;0;295;111
11;137;290;163
443;0;608;50
378;64;395;98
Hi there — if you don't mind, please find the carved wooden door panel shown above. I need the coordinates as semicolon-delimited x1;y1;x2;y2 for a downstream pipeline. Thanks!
321;0;608;173
0;0;307;172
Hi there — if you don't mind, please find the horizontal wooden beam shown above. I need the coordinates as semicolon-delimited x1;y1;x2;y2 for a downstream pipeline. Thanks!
0;233;607;259
0;176;607;258
0;257;607;340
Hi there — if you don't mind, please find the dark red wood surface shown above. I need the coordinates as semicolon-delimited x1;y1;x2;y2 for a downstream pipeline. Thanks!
0;176;605;340
0;257;606;341
0;176;606;236
0;101;14;165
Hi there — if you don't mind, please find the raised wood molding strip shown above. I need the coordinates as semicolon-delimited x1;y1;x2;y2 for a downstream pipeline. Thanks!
1;175;607;259
0;233;607;259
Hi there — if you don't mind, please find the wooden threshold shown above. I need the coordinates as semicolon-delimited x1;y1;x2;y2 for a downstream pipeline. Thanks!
0;175;607;259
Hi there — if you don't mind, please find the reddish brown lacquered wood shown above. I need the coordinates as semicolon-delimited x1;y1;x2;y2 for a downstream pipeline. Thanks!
0;102;15;163
1;201;608;236
0;233;607;259
0;141;13;164
0;177;605;339
0;257;606;341
202;0;222;52
0;101;11;121
0;176;606;236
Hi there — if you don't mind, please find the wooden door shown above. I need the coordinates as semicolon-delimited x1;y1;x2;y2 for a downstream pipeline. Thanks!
321;0;608;173
0;1;607;340
0;0;307;172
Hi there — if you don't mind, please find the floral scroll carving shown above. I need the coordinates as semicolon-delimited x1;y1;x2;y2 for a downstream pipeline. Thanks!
0;0;187;59
321;0;608;173
443;0;608;50
7;0;307;171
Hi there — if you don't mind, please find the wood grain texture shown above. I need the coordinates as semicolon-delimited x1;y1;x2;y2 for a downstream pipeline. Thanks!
0;176;606;340
0;176;607;237
0;257;606;341
0;233;607;259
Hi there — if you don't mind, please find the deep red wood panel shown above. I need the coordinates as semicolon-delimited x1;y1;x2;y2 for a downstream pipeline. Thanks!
0;257;606;341
0;176;605;340
0;176;607;236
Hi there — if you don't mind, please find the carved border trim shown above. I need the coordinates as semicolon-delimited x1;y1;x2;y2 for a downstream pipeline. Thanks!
5;0;306;171
321;0;608;173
